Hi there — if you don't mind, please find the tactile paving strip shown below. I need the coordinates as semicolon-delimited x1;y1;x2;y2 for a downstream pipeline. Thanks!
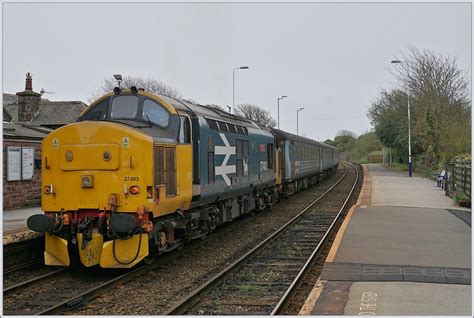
447;209;471;227
321;262;471;285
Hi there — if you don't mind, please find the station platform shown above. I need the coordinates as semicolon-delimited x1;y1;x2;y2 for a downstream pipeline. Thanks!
300;164;471;316
2;206;42;245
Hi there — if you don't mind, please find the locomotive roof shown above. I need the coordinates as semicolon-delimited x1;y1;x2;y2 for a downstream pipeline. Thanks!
157;94;260;129
270;127;338;150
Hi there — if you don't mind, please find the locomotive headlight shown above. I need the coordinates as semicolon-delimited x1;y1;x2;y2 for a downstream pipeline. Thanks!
65;151;73;162
103;151;111;161
81;175;94;188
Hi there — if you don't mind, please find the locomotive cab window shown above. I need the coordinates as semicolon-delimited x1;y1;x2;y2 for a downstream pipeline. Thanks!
142;99;170;128
79;99;108;121
179;116;191;143
110;95;139;119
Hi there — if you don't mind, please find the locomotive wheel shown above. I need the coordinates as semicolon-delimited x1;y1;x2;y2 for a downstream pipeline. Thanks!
144;254;156;265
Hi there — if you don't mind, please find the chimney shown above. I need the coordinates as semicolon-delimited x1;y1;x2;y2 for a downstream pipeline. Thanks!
16;72;41;122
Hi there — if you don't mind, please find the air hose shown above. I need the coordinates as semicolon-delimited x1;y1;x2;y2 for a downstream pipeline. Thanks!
111;213;143;266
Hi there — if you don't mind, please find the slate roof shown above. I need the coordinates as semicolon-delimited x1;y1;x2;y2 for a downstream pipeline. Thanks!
3;122;52;140
3;93;87;125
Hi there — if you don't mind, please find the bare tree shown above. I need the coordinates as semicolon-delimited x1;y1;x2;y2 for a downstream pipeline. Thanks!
336;130;358;139
235;104;277;127
392;47;471;104
205;104;228;112
90;75;181;102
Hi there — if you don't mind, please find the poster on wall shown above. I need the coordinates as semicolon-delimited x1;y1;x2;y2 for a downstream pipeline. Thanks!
22;147;35;180
7;147;22;181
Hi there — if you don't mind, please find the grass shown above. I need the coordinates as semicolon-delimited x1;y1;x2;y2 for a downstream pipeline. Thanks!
237;284;259;293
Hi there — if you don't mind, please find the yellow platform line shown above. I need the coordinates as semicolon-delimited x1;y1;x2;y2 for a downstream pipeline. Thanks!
326;164;371;263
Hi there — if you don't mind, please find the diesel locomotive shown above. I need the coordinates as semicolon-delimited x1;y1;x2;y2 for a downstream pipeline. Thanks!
27;87;339;268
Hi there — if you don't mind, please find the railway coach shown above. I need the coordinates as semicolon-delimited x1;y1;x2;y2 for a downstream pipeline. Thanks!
26;87;339;269
271;128;339;197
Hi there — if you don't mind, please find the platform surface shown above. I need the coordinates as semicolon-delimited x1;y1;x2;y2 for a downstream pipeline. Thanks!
3;206;41;233
301;164;471;316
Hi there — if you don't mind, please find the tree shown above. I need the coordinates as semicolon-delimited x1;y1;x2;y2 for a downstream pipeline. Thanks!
382;48;471;166
333;130;357;153
354;132;383;161
90;75;181;102
205;104;228;112
235;104;277;127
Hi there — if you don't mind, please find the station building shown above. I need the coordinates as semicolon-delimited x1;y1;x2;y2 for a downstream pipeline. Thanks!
3;73;87;209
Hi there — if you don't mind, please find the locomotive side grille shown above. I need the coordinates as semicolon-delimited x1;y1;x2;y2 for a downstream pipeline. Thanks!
165;147;177;196
154;146;165;185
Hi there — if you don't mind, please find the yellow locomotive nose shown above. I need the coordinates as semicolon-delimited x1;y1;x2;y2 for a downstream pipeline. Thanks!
37;121;154;267
42;121;153;212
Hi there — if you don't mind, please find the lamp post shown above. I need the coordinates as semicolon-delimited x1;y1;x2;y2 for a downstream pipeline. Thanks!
232;66;249;113
391;60;412;177
277;95;287;129
296;107;304;136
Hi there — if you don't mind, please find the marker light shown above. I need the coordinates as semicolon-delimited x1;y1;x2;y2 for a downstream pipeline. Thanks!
44;185;53;194
81;175;94;188
129;186;140;195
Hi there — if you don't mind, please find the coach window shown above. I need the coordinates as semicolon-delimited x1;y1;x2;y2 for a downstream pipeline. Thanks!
142;99;170;127
179;116;191;143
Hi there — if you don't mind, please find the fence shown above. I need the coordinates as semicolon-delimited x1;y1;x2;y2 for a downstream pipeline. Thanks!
446;158;471;198
367;154;383;163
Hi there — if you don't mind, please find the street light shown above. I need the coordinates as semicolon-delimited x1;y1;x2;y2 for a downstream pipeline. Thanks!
233;66;249;113
391;59;412;177
277;95;287;129
296;107;304;136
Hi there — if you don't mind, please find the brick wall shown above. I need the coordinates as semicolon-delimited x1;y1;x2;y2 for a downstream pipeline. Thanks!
3;140;42;210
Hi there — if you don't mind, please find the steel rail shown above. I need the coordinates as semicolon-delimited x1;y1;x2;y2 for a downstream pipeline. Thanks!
12;209;258;315
164;163;353;315
3;259;42;275
271;163;359;314
3;268;69;295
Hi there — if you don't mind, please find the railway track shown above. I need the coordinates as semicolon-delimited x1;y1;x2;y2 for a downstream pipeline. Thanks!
3;164;357;315
164;162;358;315
2;203;268;315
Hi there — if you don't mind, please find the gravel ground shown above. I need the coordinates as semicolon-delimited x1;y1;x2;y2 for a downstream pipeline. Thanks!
282;164;363;314
173;164;361;315
67;167;347;315
3;264;59;289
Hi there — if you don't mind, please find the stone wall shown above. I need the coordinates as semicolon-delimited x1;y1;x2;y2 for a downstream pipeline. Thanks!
3;140;42;210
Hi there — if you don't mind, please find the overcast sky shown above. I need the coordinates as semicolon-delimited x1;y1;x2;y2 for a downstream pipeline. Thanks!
3;2;471;141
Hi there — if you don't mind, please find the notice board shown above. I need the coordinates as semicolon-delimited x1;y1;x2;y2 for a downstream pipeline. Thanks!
7;146;36;181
